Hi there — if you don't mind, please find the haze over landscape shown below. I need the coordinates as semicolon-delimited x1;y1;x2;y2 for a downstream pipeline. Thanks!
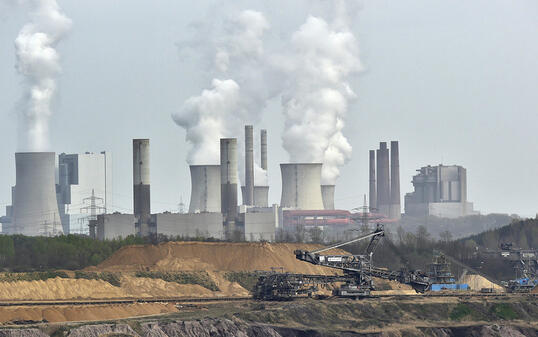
0;0;537;217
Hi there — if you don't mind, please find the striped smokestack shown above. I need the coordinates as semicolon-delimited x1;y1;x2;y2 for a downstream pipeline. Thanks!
390;141;401;219
133;139;151;236
369;150;377;211
244;125;254;205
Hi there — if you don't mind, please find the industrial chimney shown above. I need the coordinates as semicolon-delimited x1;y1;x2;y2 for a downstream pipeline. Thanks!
13;152;62;236
321;184;335;210
369;150;377;211
220;138;238;237
390;141;401;219
133;139;151;237
189;165;221;213
280;163;324;210
261;129;267;170
376;142;390;217
244;125;254;205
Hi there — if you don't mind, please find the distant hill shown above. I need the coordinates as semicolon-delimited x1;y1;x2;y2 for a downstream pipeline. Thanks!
464;218;537;250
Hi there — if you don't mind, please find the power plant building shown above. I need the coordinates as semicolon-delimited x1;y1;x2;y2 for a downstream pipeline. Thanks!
404;164;477;218
57;152;112;234
280;163;324;210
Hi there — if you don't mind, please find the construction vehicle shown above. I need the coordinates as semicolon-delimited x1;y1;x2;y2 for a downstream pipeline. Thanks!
254;224;431;300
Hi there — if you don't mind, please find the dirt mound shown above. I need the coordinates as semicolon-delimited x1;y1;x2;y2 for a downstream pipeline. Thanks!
460;274;505;292
0;278;128;301
97;242;346;274
0;303;177;324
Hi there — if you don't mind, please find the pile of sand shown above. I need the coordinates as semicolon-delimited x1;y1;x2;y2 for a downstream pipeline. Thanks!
460;274;505;292
0;278;128;301
0;303;177;324
96;242;346;275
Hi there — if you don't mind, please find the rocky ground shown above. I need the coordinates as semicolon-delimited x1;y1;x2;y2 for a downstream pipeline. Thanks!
0;296;536;337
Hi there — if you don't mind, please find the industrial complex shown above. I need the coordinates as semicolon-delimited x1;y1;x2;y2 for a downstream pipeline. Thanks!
0;127;478;241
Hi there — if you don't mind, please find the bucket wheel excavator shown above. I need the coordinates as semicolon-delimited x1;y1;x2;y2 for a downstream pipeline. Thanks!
254;224;431;300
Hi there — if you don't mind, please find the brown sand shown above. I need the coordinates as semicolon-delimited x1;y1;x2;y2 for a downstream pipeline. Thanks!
96;241;346;275
0;303;177;324
460;274;505;292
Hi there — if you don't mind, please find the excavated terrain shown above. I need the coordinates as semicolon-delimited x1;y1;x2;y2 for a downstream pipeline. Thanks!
0;296;536;336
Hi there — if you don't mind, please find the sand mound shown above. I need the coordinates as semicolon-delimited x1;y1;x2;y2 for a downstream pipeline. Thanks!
0;278;128;301
460;274;505;292
0;303;177;323
97;242;346;275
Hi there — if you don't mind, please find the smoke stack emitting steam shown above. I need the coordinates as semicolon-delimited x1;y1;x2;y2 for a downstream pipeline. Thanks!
15;0;72;152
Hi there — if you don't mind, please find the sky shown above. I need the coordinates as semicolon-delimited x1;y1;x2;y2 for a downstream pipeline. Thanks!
0;0;537;217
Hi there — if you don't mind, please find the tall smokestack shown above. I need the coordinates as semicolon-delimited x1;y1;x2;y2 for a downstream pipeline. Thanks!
280;163;324;210
133;139;151;237
376;142;390;217
390;141;401;219
244;125;254;205
220;138;238;237
369;150;377;211
189;165;221;213
261;129;267;171
321;185;335;210
13;152;62;236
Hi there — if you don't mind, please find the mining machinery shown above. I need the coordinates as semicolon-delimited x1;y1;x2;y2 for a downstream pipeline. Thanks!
254;224;431;300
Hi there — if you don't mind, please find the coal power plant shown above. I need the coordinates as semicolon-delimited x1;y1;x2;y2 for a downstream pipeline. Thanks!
0;131;479;241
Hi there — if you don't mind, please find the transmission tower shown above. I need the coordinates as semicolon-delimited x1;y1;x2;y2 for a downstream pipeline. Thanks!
79;189;105;235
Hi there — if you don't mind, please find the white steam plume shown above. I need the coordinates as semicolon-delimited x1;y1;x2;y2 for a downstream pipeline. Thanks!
173;10;271;185
280;12;361;185
14;0;72;152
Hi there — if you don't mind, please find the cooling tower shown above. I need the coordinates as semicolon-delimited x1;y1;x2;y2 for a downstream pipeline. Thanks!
261;129;267;170
220;138;238;235
376;142;390;217
133;139;151;236
369;150;377;211
13;152;62;236
389;141;401;219
280;163;324;210
189;165;221;213
244;125;254;205
321;185;335;210
254;186;269;207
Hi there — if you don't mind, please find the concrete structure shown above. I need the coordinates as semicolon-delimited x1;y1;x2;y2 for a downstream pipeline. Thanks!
133;139;151;236
321;185;335;210
153;212;223;239
96;213;135;240
404;164;476;218
370;141;401;219
280;163;324;210
389;141;401;219
56;152;112;234
244;125;254;205
12;152;62;236
242;209;278;242
261;129;267;170
253;186;269;207
369;150;377;211
0;188;15;234
188;165;221;213
220;138;238;236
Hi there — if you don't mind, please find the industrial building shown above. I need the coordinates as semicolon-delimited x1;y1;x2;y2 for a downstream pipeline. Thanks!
404;164;477;218
369;141;401;220
56;152;112;234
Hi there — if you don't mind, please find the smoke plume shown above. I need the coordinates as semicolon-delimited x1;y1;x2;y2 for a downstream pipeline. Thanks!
280;13;361;185
173;9;270;185
14;0;72;152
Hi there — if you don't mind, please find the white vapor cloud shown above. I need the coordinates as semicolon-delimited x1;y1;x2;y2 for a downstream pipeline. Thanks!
14;0;72;152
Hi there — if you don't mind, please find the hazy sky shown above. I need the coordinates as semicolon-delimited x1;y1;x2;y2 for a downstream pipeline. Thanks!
0;0;537;217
